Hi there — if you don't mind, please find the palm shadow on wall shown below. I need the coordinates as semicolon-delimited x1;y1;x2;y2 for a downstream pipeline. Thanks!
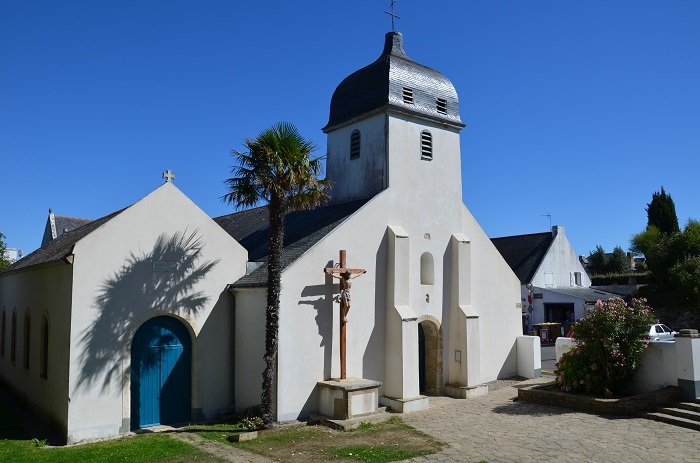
75;230;219;392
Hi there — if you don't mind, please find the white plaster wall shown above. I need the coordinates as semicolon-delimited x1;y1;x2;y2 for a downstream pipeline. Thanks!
232;287;266;412
631;341;678;394
273;115;521;420
0;263;73;438
65;182;247;442
326;113;387;204
531;227;591;289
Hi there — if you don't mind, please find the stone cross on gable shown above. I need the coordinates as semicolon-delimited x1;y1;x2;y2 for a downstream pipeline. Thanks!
162;170;176;183
324;250;366;380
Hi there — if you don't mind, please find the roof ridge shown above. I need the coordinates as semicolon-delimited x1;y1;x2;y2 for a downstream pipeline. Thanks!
491;231;552;240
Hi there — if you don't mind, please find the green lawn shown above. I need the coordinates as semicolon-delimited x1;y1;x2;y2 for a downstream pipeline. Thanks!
194;417;445;463
0;405;219;463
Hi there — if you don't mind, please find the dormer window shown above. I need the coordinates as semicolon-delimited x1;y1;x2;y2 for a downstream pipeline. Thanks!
420;130;433;160
436;98;447;115
350;129;361;159
402;87;414;104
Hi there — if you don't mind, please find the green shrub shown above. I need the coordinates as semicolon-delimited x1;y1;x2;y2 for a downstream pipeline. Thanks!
555;298;655;397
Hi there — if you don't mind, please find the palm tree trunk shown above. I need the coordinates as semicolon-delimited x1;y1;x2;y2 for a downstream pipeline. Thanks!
262;195;284;427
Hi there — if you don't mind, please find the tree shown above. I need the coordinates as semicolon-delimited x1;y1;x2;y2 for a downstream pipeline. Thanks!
0;232;10;271
588;245;607;275
608;246;631;274
671;256;700;307
222;122;329;427
646;187;680;235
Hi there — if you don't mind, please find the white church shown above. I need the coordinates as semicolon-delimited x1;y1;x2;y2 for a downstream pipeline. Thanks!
0;32;535;443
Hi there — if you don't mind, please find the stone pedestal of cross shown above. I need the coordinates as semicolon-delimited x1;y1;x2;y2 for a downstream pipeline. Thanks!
324;250;366;380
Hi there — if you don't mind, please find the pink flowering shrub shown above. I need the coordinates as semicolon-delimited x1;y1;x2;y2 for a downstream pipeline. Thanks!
554;297;655;397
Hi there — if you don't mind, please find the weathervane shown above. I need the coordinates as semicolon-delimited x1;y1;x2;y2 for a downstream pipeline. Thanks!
385;0;400;32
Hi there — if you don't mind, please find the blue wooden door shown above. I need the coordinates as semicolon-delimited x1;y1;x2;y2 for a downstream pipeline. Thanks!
131;317;191;429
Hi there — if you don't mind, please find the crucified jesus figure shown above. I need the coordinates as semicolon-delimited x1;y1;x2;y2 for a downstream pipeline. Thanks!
331;270;366;323
324;250;366;379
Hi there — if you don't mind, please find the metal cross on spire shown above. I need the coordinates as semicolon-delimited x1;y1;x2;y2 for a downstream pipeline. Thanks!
385;0;400;32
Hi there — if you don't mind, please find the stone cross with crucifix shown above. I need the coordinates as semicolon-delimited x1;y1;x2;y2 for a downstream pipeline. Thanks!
324;250;366;380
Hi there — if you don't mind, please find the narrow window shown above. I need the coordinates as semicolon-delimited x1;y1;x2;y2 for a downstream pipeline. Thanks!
402;87;414;104
436;98;447;114
420;130;433;160
420;252;435;285
40;316;48;379
1;310;5;357
24;312;30;370
350;129;361;159
11;311;17;363
574;272;582;286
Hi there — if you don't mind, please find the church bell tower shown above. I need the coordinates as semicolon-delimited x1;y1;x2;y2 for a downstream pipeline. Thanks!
323;32;466;205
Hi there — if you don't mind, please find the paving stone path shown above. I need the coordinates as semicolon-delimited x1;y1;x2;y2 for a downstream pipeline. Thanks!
402;377;700;463
171;432;274;463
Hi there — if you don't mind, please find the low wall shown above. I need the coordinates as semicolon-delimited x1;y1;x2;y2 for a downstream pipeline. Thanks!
555;337;681;395
519;383;679;415
631;342;678;394
516;335;541;379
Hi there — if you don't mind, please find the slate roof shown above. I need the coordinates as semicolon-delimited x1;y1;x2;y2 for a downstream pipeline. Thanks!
5;209;125;273
491;232;554;284
215;199;369;288
41;212;93;247
324;32;464;132
542;287;619;304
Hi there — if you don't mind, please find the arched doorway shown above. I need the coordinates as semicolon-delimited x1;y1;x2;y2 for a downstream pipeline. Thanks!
131;316;191;429
418;319;442;396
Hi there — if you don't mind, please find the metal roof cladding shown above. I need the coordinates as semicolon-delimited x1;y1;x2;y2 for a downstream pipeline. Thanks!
324;32;464;132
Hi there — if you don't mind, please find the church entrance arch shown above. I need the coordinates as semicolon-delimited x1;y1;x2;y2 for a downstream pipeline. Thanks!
418;318;442;396
131;316;192;429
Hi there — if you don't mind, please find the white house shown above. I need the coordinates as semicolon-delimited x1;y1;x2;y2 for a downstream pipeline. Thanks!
492;225;618;336
0;31;530;443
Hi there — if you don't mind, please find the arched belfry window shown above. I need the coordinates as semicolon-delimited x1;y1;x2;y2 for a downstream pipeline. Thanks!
420;252;435;285
420;130;433;160
350;129;361;159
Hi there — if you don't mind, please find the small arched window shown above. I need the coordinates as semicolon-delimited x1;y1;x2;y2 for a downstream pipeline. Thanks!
24;312;31;370
1;310;5;357
11;311;17;363
420;130;433;160
40;315;49;379
420;252;435;285
350;129;361;159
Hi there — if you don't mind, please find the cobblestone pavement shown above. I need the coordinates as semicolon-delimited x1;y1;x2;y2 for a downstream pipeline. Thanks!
402;377;700;463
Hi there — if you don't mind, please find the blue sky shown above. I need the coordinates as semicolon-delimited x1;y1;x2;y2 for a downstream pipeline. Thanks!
1;1;699;258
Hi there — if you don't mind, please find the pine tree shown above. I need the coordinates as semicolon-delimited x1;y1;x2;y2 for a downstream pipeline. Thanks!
646;187;680;234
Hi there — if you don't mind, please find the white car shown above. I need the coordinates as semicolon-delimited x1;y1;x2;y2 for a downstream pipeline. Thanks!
648;324;676;342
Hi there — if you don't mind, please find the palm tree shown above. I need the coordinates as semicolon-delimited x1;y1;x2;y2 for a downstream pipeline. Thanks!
223;122;329;427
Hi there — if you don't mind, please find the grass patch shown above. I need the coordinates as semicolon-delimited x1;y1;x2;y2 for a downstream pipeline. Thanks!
0;403;221;463
196;416;444;463
0;433;221;463
332;445;431;462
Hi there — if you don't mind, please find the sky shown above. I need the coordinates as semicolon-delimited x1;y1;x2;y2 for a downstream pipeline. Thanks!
1;1;699;258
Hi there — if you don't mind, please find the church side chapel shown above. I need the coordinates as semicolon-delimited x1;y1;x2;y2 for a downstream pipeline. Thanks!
0;30;536;443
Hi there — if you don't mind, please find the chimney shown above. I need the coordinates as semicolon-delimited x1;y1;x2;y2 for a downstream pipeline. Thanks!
552;225;564;237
